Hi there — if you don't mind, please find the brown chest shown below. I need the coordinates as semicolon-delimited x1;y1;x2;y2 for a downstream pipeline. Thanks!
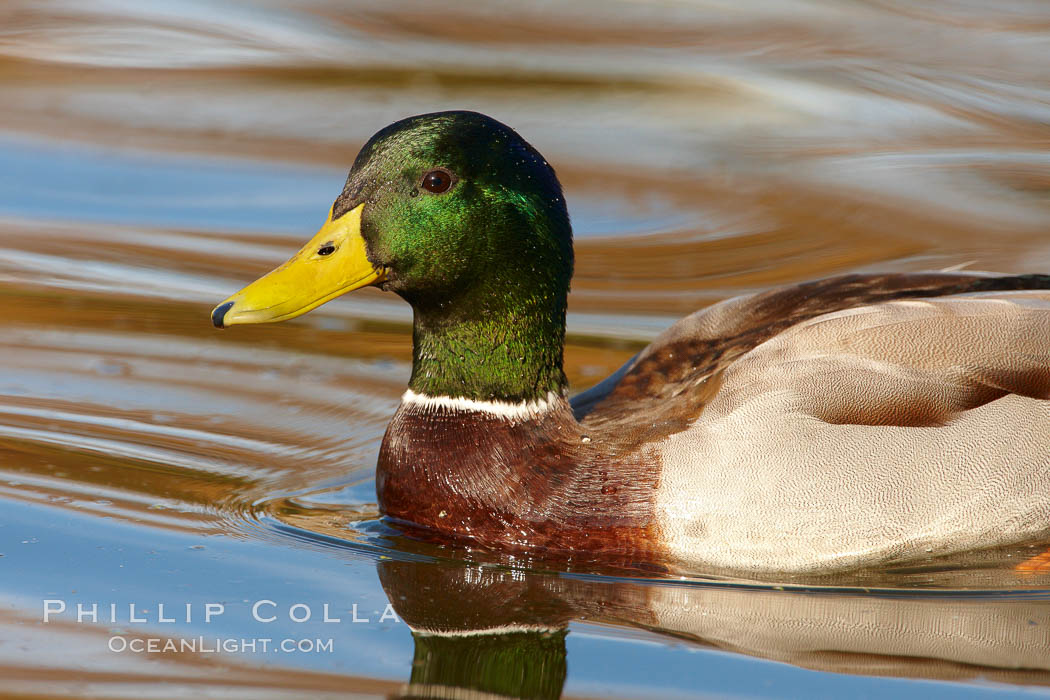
376;401;664;564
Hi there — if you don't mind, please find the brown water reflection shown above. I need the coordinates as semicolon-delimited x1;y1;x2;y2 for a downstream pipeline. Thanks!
3;1;1050;698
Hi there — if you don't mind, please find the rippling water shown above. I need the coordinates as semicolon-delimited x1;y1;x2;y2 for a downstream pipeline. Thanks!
2;1;1050;698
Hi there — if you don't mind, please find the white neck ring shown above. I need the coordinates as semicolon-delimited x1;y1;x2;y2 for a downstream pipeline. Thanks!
400;389;560;420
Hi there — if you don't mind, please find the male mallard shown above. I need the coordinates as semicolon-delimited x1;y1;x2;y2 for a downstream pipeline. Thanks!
212;111;1050;574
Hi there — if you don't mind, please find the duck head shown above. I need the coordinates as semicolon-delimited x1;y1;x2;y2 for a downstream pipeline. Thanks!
212;111;573;403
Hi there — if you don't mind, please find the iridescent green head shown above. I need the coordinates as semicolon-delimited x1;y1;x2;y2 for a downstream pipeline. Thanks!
213;111;574;402
335;111;572;310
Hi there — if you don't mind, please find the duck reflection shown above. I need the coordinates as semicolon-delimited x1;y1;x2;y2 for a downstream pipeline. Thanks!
379;559;1050;699
380;560;571;699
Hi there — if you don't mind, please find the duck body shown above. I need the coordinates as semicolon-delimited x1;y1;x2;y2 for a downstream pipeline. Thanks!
598;273;1050;572
379;272;1050;573
213;111;1050;574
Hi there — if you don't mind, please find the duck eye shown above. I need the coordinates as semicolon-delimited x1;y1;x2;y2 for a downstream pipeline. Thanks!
421;169;453;194
317;243;336;256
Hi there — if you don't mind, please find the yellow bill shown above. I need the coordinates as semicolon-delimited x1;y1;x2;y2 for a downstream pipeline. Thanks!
211;203;384;328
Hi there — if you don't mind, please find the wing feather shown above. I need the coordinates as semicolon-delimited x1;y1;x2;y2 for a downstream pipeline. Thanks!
707;292;1050;426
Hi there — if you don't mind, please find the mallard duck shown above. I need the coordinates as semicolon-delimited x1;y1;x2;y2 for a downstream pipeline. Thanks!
212;111;1050;574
